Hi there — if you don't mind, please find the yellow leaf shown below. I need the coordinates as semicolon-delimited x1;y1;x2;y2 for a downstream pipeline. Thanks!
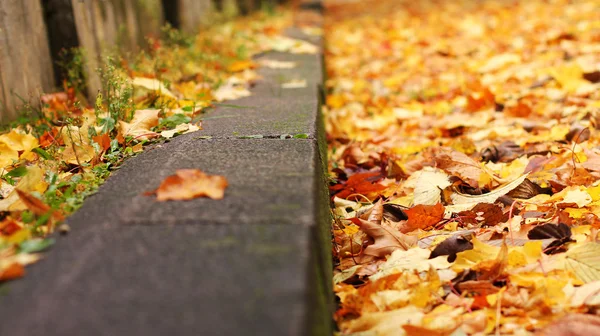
118;109;160;140
587;185;600;201
342;305;424;336
452;237;500;272
0;166;48;211
551;64;590;93
61;144;96;165
0;129;38;153
0;142;19;169
565;208;589;219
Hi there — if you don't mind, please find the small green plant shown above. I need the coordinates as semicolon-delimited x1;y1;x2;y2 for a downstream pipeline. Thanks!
57;48;88;95
97;57;134;133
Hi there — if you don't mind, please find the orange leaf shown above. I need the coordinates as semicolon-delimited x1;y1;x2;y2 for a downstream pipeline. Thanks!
404;203;445;232
151;169;228;201
15;189;51;216
15;189;64;223
330;171;386;200
93;133;112;152
39;128;62;148
0;217;23;236
0;263;25;281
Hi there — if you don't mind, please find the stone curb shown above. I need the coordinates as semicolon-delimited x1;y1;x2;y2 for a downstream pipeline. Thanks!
0;7;333;336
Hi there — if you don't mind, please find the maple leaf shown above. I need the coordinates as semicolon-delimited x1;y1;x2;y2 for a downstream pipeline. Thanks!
149;169;228;201
403;203;445;233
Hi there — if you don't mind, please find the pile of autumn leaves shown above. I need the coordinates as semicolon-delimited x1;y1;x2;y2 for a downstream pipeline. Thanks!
0;10;318;282
326;0;600;334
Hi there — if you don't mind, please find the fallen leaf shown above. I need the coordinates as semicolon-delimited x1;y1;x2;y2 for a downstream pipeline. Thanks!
412;168;451;206
132;77;177;98
428;148;486;188
538;314;600;336
118;109;160;140
429;234;474;262
450;173;528;207
403;203;445;233
564;243;600;283
372;247;452;281
342;305;424;336
150;169;228;201
0;262;24;281
353;218;417;257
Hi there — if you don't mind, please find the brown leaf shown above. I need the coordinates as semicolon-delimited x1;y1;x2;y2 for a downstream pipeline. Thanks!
428;147;484;188
150;169;228;201
480;141;523;163
353;218;417;257
15;189;51;216
457;203;505;227
403;203;445;233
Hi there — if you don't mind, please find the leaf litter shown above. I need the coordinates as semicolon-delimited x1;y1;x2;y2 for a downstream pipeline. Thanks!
326;0;600;334
0;9;317;282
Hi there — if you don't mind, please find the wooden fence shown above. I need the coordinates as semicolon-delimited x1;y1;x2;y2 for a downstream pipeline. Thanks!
0;0;283;123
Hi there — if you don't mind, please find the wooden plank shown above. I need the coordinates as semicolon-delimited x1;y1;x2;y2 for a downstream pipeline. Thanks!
70;0;164;98
0;0;55;122
177;0;215;34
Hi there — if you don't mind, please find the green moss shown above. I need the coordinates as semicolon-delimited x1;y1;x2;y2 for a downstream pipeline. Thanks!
200;236;239;248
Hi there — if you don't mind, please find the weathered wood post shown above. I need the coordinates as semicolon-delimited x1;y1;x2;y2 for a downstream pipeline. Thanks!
0;0;55;122
162;0;216;34
66;0;164;97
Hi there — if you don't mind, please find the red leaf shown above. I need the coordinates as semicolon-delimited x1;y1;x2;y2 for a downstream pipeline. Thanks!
330;171;386;200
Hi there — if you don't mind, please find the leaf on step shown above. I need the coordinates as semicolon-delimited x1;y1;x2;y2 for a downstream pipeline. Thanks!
149;169;228;201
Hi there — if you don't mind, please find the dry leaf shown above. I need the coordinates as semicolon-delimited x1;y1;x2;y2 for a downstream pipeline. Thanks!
450;173;528;207
118;109;160;140
353;218;417;257
429;148;485;188
413;168;451;206
538;314;600;336
403;203;445;233
150;169;228;201
564;243;600;283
